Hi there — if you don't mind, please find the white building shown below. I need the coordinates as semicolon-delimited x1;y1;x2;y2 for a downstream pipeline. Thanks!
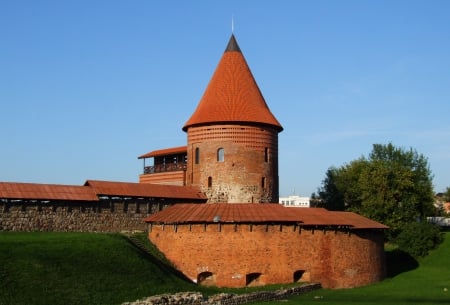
279;195;310;208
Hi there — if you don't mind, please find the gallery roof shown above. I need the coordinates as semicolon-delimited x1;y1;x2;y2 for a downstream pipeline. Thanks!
144;203;389;230
138;146;187;159
0;180;206;202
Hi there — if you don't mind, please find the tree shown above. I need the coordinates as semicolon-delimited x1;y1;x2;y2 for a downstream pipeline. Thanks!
317;143;435;239
395;222;443;258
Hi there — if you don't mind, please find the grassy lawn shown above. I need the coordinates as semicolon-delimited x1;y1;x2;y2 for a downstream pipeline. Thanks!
0;232;449;305
0;232;202;305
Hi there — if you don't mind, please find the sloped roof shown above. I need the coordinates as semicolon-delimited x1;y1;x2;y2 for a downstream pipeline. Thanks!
144;203;388;230
138;146;187;159
145;203;298;223
84;180;206;200
333;211;390;229
0;182;98;201
183;34;283;132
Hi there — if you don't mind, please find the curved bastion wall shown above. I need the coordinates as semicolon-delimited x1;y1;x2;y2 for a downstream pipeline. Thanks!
148;223;386;289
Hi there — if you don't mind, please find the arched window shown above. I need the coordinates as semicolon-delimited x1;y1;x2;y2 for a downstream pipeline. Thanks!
195;147;200;164
217;148;224;162
197;272;215;286
246;272;263;287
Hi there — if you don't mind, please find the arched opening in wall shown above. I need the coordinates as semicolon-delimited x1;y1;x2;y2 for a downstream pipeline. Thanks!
217;148;224;162
197;272;215;286
208;176;212;188
293;270;310;283
246;272;264;287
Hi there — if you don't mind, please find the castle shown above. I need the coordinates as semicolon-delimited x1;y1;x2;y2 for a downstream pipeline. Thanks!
0;34;388;289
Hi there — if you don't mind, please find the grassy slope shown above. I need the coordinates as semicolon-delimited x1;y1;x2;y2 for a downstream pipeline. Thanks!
0;232;201;305
259;232;450;305
1;232;449;305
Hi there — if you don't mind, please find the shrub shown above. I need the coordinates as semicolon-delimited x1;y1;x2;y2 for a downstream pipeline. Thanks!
395;221;443;258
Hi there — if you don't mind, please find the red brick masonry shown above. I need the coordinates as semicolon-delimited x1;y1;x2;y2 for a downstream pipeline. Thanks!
148;222;386;289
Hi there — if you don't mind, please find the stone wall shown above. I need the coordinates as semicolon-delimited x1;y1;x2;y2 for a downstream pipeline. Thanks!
0;199;172;232
122;283;321;305
148;223;386;289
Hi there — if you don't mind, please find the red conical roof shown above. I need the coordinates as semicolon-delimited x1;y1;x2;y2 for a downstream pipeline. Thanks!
183;35;283;132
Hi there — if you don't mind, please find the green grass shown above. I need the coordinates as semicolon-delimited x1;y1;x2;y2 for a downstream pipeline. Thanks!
0;232;202;305
1;232;449;305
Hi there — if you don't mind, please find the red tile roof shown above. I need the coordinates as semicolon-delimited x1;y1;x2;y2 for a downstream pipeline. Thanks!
138;146;187;159
84;180;206;200
0;182;98;201
183;35;283;132
332;211;390;229
144;203;388;230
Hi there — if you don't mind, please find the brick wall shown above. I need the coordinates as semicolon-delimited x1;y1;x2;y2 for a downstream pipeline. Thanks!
0;200;170;232
148;223;385;289
186;124;279;203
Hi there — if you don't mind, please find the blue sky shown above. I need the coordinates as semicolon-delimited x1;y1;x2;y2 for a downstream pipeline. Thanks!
1;0;450;197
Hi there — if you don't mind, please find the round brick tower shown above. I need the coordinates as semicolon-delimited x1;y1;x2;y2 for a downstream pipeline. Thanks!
183;35;283;203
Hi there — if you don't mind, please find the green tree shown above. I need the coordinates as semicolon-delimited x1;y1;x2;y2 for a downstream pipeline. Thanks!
318;143;435;239
395;222;443;258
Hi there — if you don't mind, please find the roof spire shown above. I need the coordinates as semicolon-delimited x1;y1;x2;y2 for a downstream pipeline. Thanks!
225;33;241;52
231;14;234;34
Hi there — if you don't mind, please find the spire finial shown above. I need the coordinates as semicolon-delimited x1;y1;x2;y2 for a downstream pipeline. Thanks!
231;14;234;33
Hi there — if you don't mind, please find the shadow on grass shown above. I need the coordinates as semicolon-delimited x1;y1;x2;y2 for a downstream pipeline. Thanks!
123;235;195;284
385;249;419;278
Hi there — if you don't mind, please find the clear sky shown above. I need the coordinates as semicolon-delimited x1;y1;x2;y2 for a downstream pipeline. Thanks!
1;0;450;197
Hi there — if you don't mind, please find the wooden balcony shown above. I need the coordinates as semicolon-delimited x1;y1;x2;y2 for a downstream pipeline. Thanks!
144;163;187;174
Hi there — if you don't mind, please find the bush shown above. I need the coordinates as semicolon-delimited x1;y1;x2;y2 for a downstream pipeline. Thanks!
395;221;443;258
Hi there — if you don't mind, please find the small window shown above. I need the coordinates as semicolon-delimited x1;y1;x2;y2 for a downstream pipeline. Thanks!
217;148;224;162
264;147;269;162
208;176;212;188
195;147;200;164
261;177;266;189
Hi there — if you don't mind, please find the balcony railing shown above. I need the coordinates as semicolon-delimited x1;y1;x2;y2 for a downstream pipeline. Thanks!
144;163;187;174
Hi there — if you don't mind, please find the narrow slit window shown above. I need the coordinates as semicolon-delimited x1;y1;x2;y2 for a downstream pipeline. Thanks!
195;147;200;164
208;176;212;188
264;147;269;163
261;177;266;189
